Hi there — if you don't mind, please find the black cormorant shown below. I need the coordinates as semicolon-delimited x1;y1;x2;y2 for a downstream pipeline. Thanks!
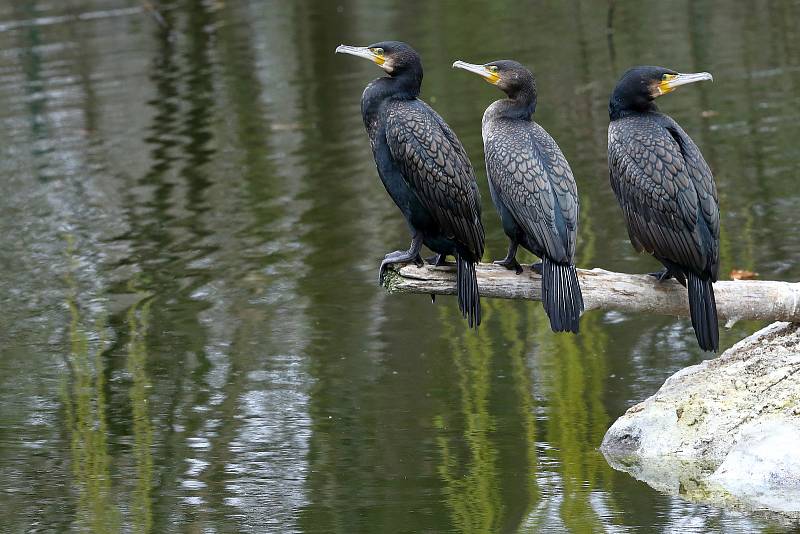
607;66;719;351
453;59;583;333
336;41;485;327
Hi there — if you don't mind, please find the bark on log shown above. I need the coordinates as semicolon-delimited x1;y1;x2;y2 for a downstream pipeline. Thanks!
383;263;800;324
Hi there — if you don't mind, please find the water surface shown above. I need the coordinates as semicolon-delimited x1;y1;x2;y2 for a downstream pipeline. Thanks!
1;1;799;532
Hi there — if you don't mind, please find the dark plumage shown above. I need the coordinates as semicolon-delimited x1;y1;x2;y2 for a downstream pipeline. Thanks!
608;66;720;351
336;41;484;327
454;59;583;333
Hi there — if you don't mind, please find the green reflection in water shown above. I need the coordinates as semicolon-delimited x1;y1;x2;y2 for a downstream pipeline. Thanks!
61;236;120;533
500;304;540;514
436;299;541;532
436;304;503;533
126;281;154;534
61;237;156;533
545;312;614;532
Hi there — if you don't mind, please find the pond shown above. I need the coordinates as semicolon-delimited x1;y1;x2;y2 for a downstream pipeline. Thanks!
1;0;799;532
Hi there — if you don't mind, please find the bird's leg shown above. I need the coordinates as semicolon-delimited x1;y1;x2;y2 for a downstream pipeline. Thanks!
531;262;543;275
379;232;424;285
426;254;445;303
426;253;448;266
493;241;523;275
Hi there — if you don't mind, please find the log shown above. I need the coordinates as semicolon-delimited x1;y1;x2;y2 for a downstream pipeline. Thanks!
382;263;800;324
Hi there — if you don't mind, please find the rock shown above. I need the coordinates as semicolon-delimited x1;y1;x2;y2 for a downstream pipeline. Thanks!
711;418;800;513
601;321;800;522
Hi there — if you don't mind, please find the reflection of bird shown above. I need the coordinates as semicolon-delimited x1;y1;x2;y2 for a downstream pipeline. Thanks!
336;41;484;327
608;66;719;351
453;59;583;333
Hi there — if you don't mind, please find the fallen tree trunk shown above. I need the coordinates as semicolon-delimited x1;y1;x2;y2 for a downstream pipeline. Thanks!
383;263;800;324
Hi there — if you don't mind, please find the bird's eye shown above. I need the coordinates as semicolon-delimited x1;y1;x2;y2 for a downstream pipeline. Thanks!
488;65;499;73
372;47;384;56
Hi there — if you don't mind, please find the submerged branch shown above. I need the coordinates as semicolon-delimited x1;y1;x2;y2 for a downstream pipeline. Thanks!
383;263;800;324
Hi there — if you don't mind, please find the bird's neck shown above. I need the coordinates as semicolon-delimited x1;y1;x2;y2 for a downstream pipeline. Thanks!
361;70;422;130
490;88;537;121
609;96;659;121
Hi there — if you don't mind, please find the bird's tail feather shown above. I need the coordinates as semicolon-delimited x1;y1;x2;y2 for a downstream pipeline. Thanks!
541;257;584;334
687;271;719;352
456;255;481;329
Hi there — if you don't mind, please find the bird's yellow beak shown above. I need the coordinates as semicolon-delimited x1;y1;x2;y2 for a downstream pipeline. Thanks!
335;44;385;66
452;60;500;85
656;71;713;96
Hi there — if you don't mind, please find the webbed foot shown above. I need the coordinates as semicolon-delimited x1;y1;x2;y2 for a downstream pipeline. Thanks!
494;240;523;274
493;257;523;275
648;268;673;282
648;267;687;287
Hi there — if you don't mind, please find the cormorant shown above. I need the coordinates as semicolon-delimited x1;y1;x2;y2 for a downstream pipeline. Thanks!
336;41;485;328
607;66;719;351
453;59;584;333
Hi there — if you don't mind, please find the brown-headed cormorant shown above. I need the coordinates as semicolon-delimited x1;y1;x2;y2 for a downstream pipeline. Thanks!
608;66;719;351
453;59;583;333
336;41;485;327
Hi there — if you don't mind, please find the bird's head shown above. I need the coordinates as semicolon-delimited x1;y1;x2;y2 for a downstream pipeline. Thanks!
610;66;713;116
452;59;536;100
335;40;421;77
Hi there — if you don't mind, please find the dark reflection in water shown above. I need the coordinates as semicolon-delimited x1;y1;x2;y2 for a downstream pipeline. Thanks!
0;1;798;532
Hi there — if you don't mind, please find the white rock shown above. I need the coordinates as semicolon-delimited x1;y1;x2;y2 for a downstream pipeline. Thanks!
601;322;800;522
710;418;800;513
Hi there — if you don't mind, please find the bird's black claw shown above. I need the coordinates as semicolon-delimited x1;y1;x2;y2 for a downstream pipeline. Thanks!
378;261;390;286
493;258;523;275
531;262;543;275
414;254;424;268
379;252;401;285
